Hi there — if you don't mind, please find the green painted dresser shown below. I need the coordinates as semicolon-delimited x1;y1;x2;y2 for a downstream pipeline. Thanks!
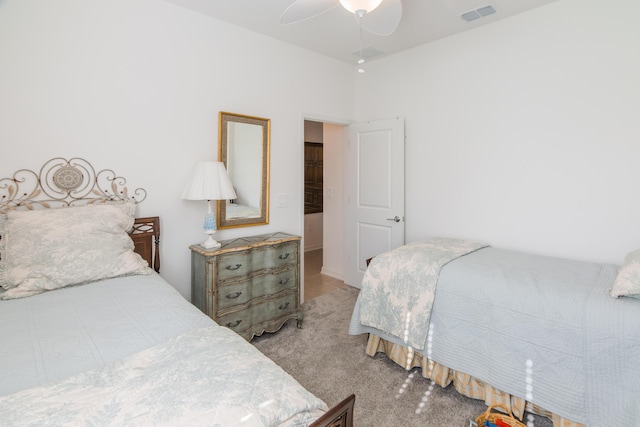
190;232;303;341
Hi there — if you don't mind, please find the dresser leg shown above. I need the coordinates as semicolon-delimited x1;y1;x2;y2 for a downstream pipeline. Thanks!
296;311;304;329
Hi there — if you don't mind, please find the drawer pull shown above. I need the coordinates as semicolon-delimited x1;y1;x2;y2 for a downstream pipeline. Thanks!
225;320;242;328
279;302;290;310
226;292;242;299
225;264;242;271
278;253;290;260
278;278;289;285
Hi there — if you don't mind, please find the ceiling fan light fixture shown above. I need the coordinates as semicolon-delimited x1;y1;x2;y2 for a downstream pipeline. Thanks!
339;0;383;15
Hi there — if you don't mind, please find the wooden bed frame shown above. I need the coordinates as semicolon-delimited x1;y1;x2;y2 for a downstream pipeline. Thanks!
2;157;355;427
130;216;161;273
309;394;355;427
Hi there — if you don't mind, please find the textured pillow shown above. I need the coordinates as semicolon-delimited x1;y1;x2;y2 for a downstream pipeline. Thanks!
0;203;152;300
610;248;640;299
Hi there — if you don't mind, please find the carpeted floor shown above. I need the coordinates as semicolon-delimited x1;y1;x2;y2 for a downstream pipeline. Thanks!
252;286;554;427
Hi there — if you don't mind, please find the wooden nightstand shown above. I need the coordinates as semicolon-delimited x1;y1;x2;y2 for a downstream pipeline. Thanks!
190;232;303;341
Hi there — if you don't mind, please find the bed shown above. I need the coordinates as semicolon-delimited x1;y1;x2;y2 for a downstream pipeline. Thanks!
0;157;354;427
348;237;640;427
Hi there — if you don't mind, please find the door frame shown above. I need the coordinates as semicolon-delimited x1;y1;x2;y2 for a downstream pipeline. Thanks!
298;112;352;303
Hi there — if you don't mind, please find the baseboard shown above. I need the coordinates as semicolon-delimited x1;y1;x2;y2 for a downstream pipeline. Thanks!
320;266;344;281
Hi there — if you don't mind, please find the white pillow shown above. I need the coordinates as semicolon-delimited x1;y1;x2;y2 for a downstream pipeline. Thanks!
0;203;152;300
610;248;640;299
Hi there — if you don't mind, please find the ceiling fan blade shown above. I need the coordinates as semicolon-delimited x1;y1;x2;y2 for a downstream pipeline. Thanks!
280;0;340;25
359;0;402;36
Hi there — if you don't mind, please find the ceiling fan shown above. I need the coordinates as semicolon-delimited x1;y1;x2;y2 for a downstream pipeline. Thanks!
280;0;403;37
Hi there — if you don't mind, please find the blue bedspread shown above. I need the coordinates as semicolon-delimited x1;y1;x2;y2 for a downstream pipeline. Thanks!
358;238;487;349
0;325;327;426
350;246;640;426
0;275;327;426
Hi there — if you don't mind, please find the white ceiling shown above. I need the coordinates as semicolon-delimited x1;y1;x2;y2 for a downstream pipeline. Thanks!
162;0;558;65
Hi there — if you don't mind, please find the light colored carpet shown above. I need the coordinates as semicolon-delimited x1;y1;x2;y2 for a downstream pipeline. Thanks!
252;286;553;427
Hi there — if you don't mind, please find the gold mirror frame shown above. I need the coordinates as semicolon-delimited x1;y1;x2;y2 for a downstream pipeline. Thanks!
217;111;270;229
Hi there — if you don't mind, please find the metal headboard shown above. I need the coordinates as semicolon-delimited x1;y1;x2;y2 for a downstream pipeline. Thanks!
0;157;146;214
0;157;159;272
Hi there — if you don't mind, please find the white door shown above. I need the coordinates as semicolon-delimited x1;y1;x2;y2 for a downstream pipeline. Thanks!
345;117;405;288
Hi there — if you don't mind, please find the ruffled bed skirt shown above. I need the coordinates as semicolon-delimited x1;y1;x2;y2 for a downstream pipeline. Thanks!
366;334;584;427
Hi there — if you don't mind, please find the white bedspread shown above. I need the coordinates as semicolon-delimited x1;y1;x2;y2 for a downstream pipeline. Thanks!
0;325;327;426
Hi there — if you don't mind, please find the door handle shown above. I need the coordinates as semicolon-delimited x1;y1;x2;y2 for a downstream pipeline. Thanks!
386;216;401;223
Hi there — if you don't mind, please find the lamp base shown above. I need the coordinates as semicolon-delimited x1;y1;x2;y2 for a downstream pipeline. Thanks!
201;235;221;249
201;209;220;249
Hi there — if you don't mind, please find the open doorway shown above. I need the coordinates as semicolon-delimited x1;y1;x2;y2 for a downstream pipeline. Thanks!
302;120;348;301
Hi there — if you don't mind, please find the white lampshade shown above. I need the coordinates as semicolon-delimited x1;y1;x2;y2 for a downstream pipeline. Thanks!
339;0;383;14
182;161;237;201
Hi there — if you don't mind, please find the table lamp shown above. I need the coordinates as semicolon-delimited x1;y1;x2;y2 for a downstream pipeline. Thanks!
182;161;237;249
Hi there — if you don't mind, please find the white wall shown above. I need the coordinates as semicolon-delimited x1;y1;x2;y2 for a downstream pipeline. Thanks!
304;213;323;251
321;123;346;279
4;0;635;300
354;0;640;265
0;0;355;299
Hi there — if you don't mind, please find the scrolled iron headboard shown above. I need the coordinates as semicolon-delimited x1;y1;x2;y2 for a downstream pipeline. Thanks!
0;157;146;214
0;157;159;272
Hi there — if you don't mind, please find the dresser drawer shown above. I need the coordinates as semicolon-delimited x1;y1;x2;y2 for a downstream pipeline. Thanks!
217;268;297;310
217;291;297;334
216;242;298;282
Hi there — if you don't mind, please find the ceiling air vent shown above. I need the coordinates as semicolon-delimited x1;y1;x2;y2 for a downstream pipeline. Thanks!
461;4;496;22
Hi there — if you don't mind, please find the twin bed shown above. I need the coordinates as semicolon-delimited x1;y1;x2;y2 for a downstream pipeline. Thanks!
349;238;640;427
0;158;354;427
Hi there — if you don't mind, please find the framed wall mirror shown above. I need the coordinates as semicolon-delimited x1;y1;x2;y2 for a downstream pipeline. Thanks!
217;111;270;229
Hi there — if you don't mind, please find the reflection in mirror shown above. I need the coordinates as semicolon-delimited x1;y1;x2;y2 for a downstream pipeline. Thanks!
217;112;270;229
226;122;261;219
